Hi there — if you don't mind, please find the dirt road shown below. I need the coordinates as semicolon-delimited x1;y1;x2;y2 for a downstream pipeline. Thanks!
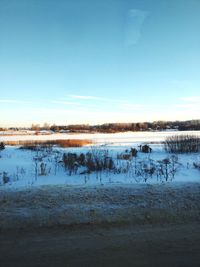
0;223;200;267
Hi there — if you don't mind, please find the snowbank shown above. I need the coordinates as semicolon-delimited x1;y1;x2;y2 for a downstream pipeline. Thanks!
0;183;200;231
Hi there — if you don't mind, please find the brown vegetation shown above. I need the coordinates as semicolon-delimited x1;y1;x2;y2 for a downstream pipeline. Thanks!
4;139;92;148
164;135;200;153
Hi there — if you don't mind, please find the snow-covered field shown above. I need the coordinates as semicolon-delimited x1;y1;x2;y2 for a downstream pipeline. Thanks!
0;130;200;144
0;131;199;189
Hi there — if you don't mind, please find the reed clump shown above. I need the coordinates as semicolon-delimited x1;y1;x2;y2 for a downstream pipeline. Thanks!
164;135;200;153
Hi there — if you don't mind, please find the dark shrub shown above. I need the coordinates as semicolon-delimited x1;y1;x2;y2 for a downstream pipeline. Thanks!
130;148;138;157
2;172;9;184
62;150;116;175
63;153;79;174
0;142;5;150
141;145;152;153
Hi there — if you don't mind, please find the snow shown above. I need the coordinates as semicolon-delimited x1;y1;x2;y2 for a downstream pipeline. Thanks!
0;130;200;144
0;131;199;190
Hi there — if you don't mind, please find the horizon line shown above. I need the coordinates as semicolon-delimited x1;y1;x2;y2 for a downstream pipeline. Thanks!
1;118;200;129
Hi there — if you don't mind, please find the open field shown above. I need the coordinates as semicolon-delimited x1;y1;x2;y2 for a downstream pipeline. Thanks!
0;131;200;188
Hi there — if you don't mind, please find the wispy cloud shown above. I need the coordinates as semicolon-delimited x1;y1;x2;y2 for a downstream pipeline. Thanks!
50;100;82;106
69;95;101;100
176;96;200;110
176;104;195;108
68;94;131;104
119;103;144;110
51;98;101;110
0;99;28;104
60;95;155;113
181;96;200;103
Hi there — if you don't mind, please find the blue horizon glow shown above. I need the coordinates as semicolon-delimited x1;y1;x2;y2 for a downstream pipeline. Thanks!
0;0;200;127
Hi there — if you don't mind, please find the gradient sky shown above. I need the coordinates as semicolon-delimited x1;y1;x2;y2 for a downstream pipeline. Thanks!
0;0;200;127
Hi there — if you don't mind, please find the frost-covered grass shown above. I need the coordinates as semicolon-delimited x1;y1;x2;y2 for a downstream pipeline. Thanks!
1;183;200;230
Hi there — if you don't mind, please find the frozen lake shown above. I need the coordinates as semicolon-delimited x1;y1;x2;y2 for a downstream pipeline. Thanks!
1;130;200;144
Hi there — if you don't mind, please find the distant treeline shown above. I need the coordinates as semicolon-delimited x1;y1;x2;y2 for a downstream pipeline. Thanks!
1;120;200;133
46;120;200;132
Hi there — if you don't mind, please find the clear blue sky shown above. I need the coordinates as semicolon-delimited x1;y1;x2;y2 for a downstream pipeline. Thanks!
0;0;200;126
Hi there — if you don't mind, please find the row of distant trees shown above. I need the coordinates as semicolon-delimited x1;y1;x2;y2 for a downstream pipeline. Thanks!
50;120;200;133
1;120;200;133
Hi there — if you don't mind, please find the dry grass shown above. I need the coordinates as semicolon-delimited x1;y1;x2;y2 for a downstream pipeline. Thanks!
164;135;200;153
4;139;92;148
